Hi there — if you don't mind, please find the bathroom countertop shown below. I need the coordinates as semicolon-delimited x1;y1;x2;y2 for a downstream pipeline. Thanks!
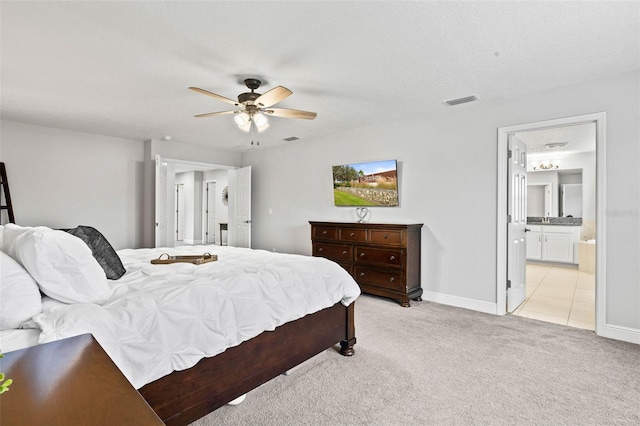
527;217;582;226
527;222;582;226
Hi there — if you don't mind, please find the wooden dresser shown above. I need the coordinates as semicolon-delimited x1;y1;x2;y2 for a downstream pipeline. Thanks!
310;221;423;307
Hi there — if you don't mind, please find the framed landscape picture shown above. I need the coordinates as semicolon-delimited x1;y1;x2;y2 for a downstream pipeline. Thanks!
332;159;398;206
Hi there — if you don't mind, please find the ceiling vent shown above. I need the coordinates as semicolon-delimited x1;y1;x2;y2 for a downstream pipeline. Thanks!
544;142;568;149
444;95;479;106
283;136;300;142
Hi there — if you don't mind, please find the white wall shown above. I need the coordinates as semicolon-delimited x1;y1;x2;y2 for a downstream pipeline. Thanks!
0;120;144;249
242;70;640;334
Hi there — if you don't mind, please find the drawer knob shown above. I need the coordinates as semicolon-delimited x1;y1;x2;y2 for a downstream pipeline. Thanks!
389;255;396;261
318;247;324;252
360;253;366;258
389;277;395;283
360;272;365;277
350;232;355;237
342;250;347;255
322;230;328;235
383;234;388;239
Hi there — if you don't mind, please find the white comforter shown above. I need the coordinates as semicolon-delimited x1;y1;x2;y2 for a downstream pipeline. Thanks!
33;245;360;389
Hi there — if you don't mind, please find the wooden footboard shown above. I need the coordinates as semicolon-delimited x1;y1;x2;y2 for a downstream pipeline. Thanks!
139;301;356;426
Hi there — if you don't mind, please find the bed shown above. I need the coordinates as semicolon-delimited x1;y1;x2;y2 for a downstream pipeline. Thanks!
0;224;360;425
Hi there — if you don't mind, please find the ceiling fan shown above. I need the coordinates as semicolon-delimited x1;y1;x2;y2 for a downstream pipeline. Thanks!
188;78;317;142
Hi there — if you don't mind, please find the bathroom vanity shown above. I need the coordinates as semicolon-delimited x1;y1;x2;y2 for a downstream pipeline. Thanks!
526;219;581;264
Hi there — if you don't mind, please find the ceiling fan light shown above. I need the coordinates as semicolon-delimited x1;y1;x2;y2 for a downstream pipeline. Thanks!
257;121;270;133
234;112;249;128
254;113;268;128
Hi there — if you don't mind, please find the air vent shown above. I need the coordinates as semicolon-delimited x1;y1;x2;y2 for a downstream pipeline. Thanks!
283;136;300;142
444;95;479;106
544;142;568;149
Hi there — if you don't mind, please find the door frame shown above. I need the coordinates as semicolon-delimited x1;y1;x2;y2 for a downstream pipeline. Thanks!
496;112;606;336
154;158;236;247
175;183;185;242
202;180;217;244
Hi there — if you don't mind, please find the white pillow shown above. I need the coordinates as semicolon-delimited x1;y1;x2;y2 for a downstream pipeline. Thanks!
2;224;112;304
0;250;43;330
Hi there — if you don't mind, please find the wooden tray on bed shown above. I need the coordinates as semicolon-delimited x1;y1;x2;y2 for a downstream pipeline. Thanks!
151;253;217;265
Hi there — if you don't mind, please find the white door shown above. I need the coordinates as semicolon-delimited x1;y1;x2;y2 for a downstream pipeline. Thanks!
155;155;169;248
507;135;527;312
205;181;217;244
228;166;252;248
175;184;185;242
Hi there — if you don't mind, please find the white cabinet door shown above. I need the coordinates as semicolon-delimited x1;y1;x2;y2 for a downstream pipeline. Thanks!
526;231;542;260
543;232;574;262
526;225;578;263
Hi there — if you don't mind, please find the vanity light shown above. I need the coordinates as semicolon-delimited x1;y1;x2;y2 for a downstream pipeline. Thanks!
532;160;560;170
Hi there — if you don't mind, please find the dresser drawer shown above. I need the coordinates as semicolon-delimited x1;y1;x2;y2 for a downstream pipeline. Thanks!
312;225;339;241
368;228;404;246
354;266;405;291
339;227;367;243
355;247;404;268
313;243;352;263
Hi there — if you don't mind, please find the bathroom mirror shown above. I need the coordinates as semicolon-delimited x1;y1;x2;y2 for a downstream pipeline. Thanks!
527;183;553;217
561;183;582;217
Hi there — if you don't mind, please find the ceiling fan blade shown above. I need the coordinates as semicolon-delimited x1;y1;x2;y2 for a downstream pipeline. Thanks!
264;108;317;120
254;86;292;108
194;110;238;118
188;87;239;106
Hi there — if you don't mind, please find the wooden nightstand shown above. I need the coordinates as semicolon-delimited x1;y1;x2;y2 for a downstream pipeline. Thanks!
0;333;164;425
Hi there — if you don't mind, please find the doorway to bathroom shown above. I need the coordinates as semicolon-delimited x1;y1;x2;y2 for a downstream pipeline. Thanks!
496;112;606;336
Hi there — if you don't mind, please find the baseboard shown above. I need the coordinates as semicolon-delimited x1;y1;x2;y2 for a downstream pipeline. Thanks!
422;290;497;315
422;293;640;345
602;324;640;345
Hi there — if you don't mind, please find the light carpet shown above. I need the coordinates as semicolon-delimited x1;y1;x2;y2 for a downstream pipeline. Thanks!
191;294;640;425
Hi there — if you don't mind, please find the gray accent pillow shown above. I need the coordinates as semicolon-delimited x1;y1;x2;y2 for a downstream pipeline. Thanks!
64;226;126;280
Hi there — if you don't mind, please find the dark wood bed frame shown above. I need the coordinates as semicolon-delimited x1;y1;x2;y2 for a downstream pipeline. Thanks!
139;301;356;426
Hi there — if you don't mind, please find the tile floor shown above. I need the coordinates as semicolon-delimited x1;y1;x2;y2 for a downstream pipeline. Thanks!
512;263;595;330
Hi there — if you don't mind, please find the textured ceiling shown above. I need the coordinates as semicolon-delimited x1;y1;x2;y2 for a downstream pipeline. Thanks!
517;123;596;157
1;1;638;151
